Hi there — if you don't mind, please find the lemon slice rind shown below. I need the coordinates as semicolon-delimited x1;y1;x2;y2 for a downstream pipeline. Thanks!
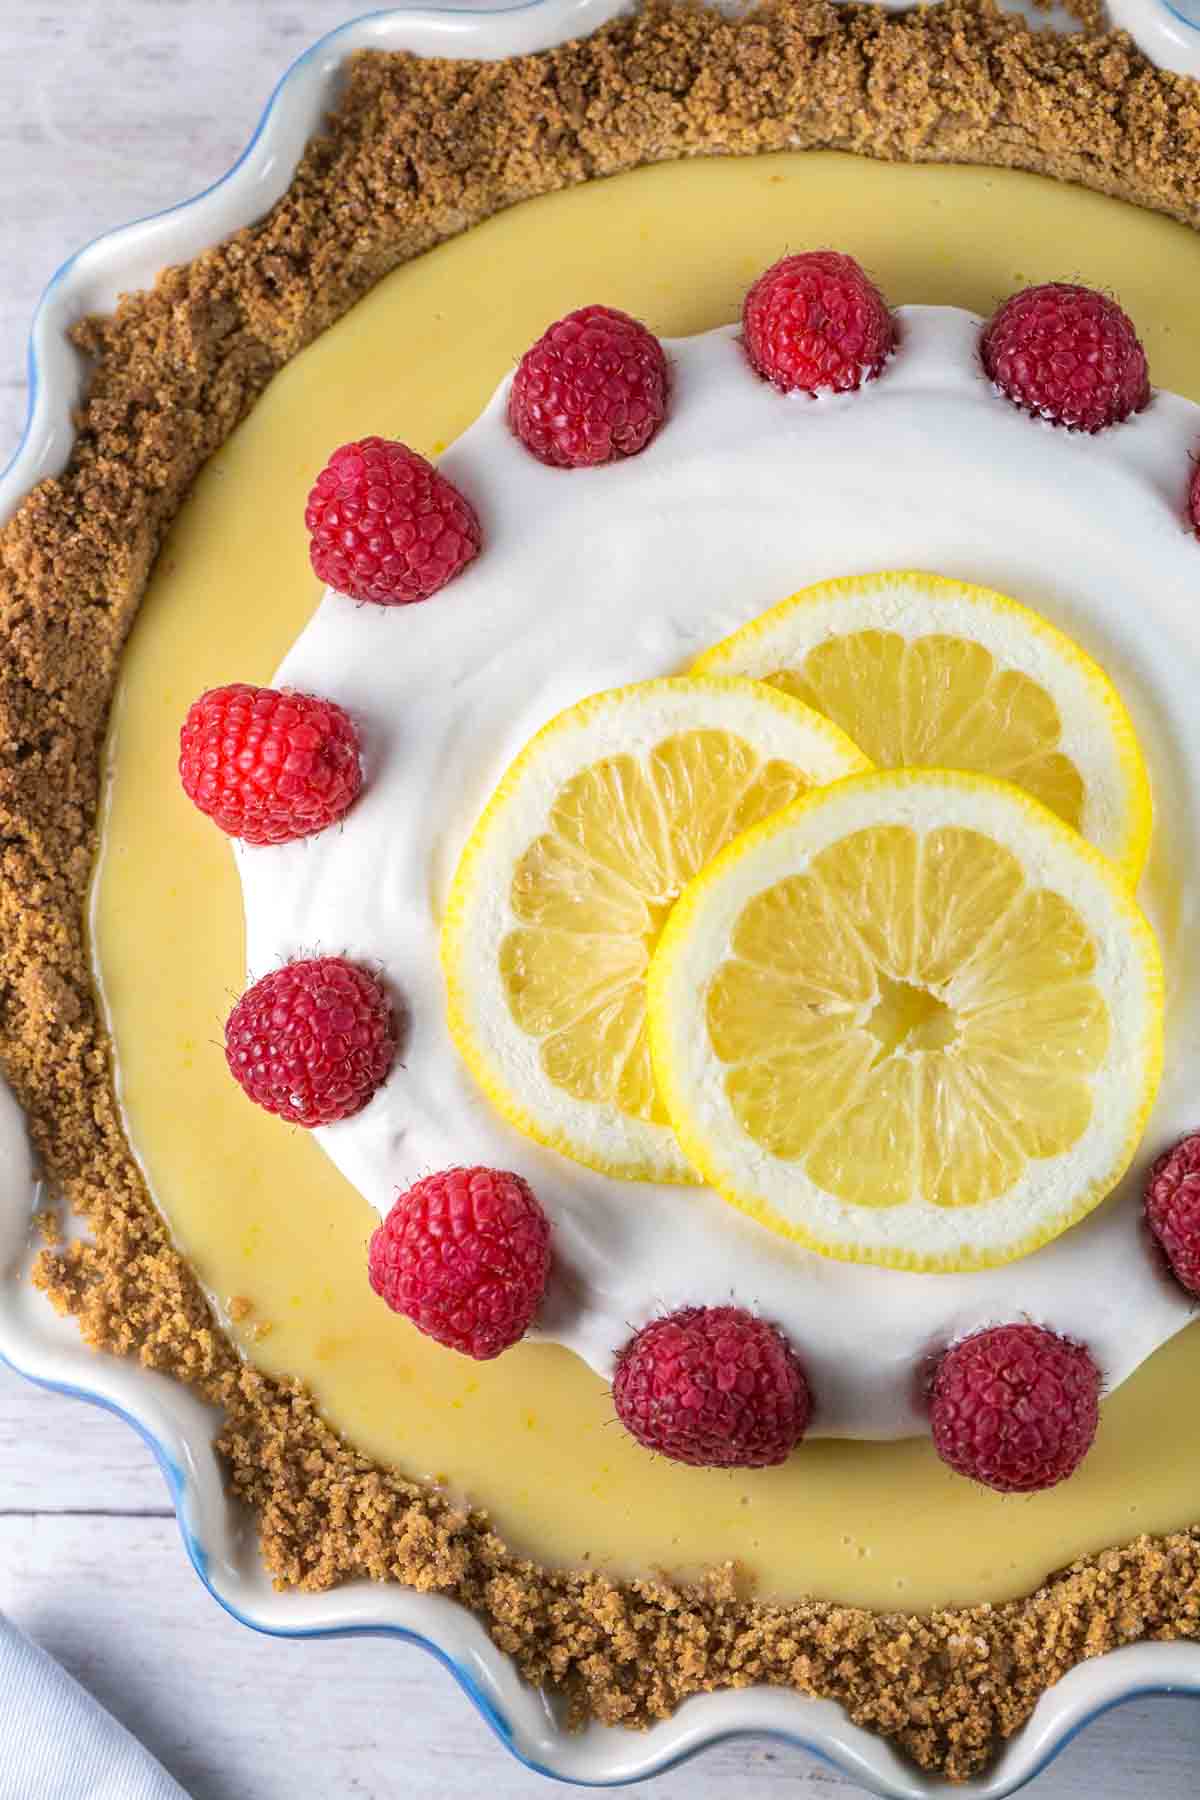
647;767;1163;1266
441;676;870;1184
692;571;1152;885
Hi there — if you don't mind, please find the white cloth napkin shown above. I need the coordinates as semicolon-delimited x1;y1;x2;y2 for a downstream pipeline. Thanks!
0;1614;190;1800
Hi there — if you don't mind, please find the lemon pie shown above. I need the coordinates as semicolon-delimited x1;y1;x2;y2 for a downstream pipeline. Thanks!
7;1;1200;1781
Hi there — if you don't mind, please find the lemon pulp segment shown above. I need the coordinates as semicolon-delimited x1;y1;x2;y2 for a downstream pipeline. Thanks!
442;677;868;1182
694;573;1152;883
649;769;1162;1269
502;731;816;1126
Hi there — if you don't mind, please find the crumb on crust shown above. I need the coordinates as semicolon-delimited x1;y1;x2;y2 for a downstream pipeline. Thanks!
2;1;1199;1778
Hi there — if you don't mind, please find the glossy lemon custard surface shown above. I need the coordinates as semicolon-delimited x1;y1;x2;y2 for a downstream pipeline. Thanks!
95;151;1200;1612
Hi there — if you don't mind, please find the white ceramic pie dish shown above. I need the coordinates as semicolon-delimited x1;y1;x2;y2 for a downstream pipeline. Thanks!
3;4;1200;1794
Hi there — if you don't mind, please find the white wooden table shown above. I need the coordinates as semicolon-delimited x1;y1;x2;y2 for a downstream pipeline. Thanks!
2;5;1199;1795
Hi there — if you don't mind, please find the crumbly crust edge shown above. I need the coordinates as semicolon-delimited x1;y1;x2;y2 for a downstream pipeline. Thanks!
3;1;1200;1778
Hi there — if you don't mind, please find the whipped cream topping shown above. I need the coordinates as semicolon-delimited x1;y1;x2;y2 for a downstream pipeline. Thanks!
237;306;1200;1439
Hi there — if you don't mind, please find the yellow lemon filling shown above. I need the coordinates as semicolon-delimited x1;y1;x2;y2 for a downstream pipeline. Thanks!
94;151;1200;1609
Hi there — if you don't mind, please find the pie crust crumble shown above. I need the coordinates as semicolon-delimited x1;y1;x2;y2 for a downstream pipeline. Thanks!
3;2;1200;1777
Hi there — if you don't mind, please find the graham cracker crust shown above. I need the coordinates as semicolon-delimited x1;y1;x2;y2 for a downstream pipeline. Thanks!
3;0;1200;1778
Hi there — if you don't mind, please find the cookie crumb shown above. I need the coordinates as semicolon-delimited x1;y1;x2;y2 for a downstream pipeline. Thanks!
33;1208;62;1247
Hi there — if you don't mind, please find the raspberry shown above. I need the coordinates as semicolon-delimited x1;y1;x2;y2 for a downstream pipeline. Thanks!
741;251;895;395
981;283;1150;433
1189;456;1200;537
1145;1133;1200;1296
306;437;480;605
612;1305;811;1468
508;305;669;469
929;1324;1100;1493
225;957;395;1127
369;1167;551;1359
179;683;361;846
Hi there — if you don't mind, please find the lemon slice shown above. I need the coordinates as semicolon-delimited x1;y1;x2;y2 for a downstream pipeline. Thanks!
441;677;869;1183
692;572;1152;883
648;769;1162;1267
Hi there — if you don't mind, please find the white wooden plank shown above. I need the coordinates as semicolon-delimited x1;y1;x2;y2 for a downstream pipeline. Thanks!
5;1512;1200;1800
7;1356;1200;1795
0;1364;171;1516
0;1515;852;1798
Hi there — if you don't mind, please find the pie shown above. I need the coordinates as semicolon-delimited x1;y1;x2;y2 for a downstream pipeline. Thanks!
6;1;1200;1779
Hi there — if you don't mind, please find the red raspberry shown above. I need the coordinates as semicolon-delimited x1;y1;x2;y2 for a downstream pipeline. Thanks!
981;283;1150;433
306;437;480;605
1188;456;1200;537
612;1305;810;1469
1145;1133;1200;1295
225;957;394;1128
508;305;669;469
929;1324;1100;1494
369;1167;551;1360
179;683;361;846
741;251;895;395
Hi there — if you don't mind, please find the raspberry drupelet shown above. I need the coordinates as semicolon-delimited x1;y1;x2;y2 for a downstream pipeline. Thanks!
981;283;1149;433
613;1305;811;1469
306;437;480;605
508;305;669;469
225;957;395;1128
1145;1132;1200;1296
929;1323;1100;1493
179;683;361;846
369;1166;551;1360
741;251;895;395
